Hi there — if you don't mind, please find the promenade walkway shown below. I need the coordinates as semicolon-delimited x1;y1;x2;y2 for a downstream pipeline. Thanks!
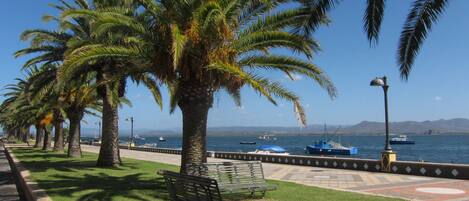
81;145;469;201
0;142;20;201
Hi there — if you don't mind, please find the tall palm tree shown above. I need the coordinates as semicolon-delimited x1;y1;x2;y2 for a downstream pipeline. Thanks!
61;0;336;172
15;1;104;156
57;0;162;166
0;71;50;147
302;0;449;79
26;63;102;157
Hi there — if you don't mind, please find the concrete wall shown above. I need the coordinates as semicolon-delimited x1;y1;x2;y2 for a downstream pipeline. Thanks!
86;143;469;180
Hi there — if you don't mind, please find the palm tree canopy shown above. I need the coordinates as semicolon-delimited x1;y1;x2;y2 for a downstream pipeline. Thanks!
59;0;337;126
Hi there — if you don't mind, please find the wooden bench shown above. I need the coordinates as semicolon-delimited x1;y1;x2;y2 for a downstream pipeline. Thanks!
187;161;276;196
158;170;223;201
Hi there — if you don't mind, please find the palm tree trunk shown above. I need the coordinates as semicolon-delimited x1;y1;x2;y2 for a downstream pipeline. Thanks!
42;127;52;150
15;129;21;141
21;127;29;143
97;87;121;166
53;112;65;152
178;81;213;173
34;124;44;148
67;114;82;157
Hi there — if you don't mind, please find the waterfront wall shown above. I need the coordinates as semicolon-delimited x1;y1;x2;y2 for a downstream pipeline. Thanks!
85;143;469;180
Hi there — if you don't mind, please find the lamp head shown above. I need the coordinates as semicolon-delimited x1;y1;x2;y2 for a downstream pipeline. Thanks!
370;77;386;87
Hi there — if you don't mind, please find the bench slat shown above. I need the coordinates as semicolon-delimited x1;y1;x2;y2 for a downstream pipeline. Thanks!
158;170;223;201
187;161;277;195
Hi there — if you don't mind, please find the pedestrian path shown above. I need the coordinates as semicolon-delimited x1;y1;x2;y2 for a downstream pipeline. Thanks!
81;145;469;201
0;142;20;201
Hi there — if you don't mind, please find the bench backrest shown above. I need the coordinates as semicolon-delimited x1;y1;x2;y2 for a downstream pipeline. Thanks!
158;170;223;201
187;161;267;189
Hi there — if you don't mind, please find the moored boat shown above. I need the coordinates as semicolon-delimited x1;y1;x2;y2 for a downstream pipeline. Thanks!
134;135;145;140
305;140;358;155
390;135;415;145
159;136;166;142
240;141;256;145
141;143;158;148
248;145;289;155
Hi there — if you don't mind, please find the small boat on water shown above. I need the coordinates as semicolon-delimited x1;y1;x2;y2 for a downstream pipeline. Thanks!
141;143;158;148
258;134;277;141
240;141;256;145
390;135;415;145
306;140;358;155
159;137;166;142
305;124;358;155
248;145;289;155
134;135;146;140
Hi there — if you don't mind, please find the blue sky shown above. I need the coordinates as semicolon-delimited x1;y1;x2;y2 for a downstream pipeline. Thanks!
2;1;469;130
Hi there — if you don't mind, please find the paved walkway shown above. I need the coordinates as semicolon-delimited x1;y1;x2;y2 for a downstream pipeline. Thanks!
0;142;20;201
83;145;469;201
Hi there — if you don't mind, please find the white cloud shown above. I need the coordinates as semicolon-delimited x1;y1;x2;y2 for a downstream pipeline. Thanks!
434;96;443;102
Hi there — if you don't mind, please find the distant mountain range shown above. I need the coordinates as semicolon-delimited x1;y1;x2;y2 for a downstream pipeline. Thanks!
81;118;469;137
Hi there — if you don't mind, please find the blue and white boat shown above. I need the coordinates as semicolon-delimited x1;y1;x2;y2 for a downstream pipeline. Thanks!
248;145;290;155
305;124;358;155
305;140;358;155
390;135;415;145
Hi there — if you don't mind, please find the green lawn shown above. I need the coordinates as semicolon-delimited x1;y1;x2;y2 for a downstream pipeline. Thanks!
11;148;402;201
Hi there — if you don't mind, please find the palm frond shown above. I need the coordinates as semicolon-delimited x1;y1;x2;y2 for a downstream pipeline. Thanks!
207;62;276;105
398;0;448;80
364;0;386;45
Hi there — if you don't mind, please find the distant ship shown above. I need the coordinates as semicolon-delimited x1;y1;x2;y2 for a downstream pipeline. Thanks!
159;136;166;142
390;135;415;145
240;141;256;145
248;145;289;155
258;134;277;141
305;124;358;155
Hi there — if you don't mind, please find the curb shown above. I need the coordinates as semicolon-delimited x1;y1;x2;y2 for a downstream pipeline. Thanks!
4;145;52;201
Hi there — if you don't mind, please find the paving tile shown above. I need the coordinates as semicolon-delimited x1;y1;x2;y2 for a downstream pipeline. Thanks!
79;145;469;201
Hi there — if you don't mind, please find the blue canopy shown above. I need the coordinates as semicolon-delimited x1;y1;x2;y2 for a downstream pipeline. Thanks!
257;145;287;153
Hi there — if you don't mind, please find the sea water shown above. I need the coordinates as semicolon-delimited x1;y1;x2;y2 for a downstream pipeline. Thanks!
106;134;469;164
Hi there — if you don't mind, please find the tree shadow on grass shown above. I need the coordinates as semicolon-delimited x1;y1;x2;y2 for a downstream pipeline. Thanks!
36;173;169;201
13;148;135;173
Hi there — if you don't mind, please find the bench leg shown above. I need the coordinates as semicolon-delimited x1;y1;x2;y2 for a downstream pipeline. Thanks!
250;191;255;197
261;191;266;198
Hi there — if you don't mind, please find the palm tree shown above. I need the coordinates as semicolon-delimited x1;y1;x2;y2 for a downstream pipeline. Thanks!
302;0;449;79
15;1;102;156
15;25;72;151
61;0;336;172
25;63;102;157
57;0;162;166
0;72;50;147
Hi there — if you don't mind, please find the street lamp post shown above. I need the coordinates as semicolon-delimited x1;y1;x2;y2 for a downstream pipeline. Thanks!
126;117;134;147
370;76;396;172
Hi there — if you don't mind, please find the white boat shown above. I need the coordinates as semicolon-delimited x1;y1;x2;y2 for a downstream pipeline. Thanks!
248;145;290;155
257;134;277;140
390;135;415;145
141;143;158;148
159;137;166;142
134;135;145;140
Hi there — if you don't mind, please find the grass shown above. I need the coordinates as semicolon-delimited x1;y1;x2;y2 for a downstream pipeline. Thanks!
11;148;403;201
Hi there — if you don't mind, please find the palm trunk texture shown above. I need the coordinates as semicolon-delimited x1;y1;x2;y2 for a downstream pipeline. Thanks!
178;81;213;173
